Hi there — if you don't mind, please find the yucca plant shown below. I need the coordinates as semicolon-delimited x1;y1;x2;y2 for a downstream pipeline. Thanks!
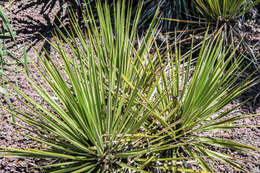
195;0;260;23
126;34;259;172
0;0;259;172
0;0;161;172
192;0;260;44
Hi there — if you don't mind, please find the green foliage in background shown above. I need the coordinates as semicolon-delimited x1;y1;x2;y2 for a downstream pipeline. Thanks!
182;0;260;67
0;5;16;85
0;6;16;41
192;0;260;42
0;0;259;172
194;0;260;23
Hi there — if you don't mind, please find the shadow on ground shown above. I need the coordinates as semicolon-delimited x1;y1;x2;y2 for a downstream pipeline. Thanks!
10;0;70;54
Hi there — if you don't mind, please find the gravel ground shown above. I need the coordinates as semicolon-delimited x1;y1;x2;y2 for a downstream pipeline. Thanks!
0;1;260;172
